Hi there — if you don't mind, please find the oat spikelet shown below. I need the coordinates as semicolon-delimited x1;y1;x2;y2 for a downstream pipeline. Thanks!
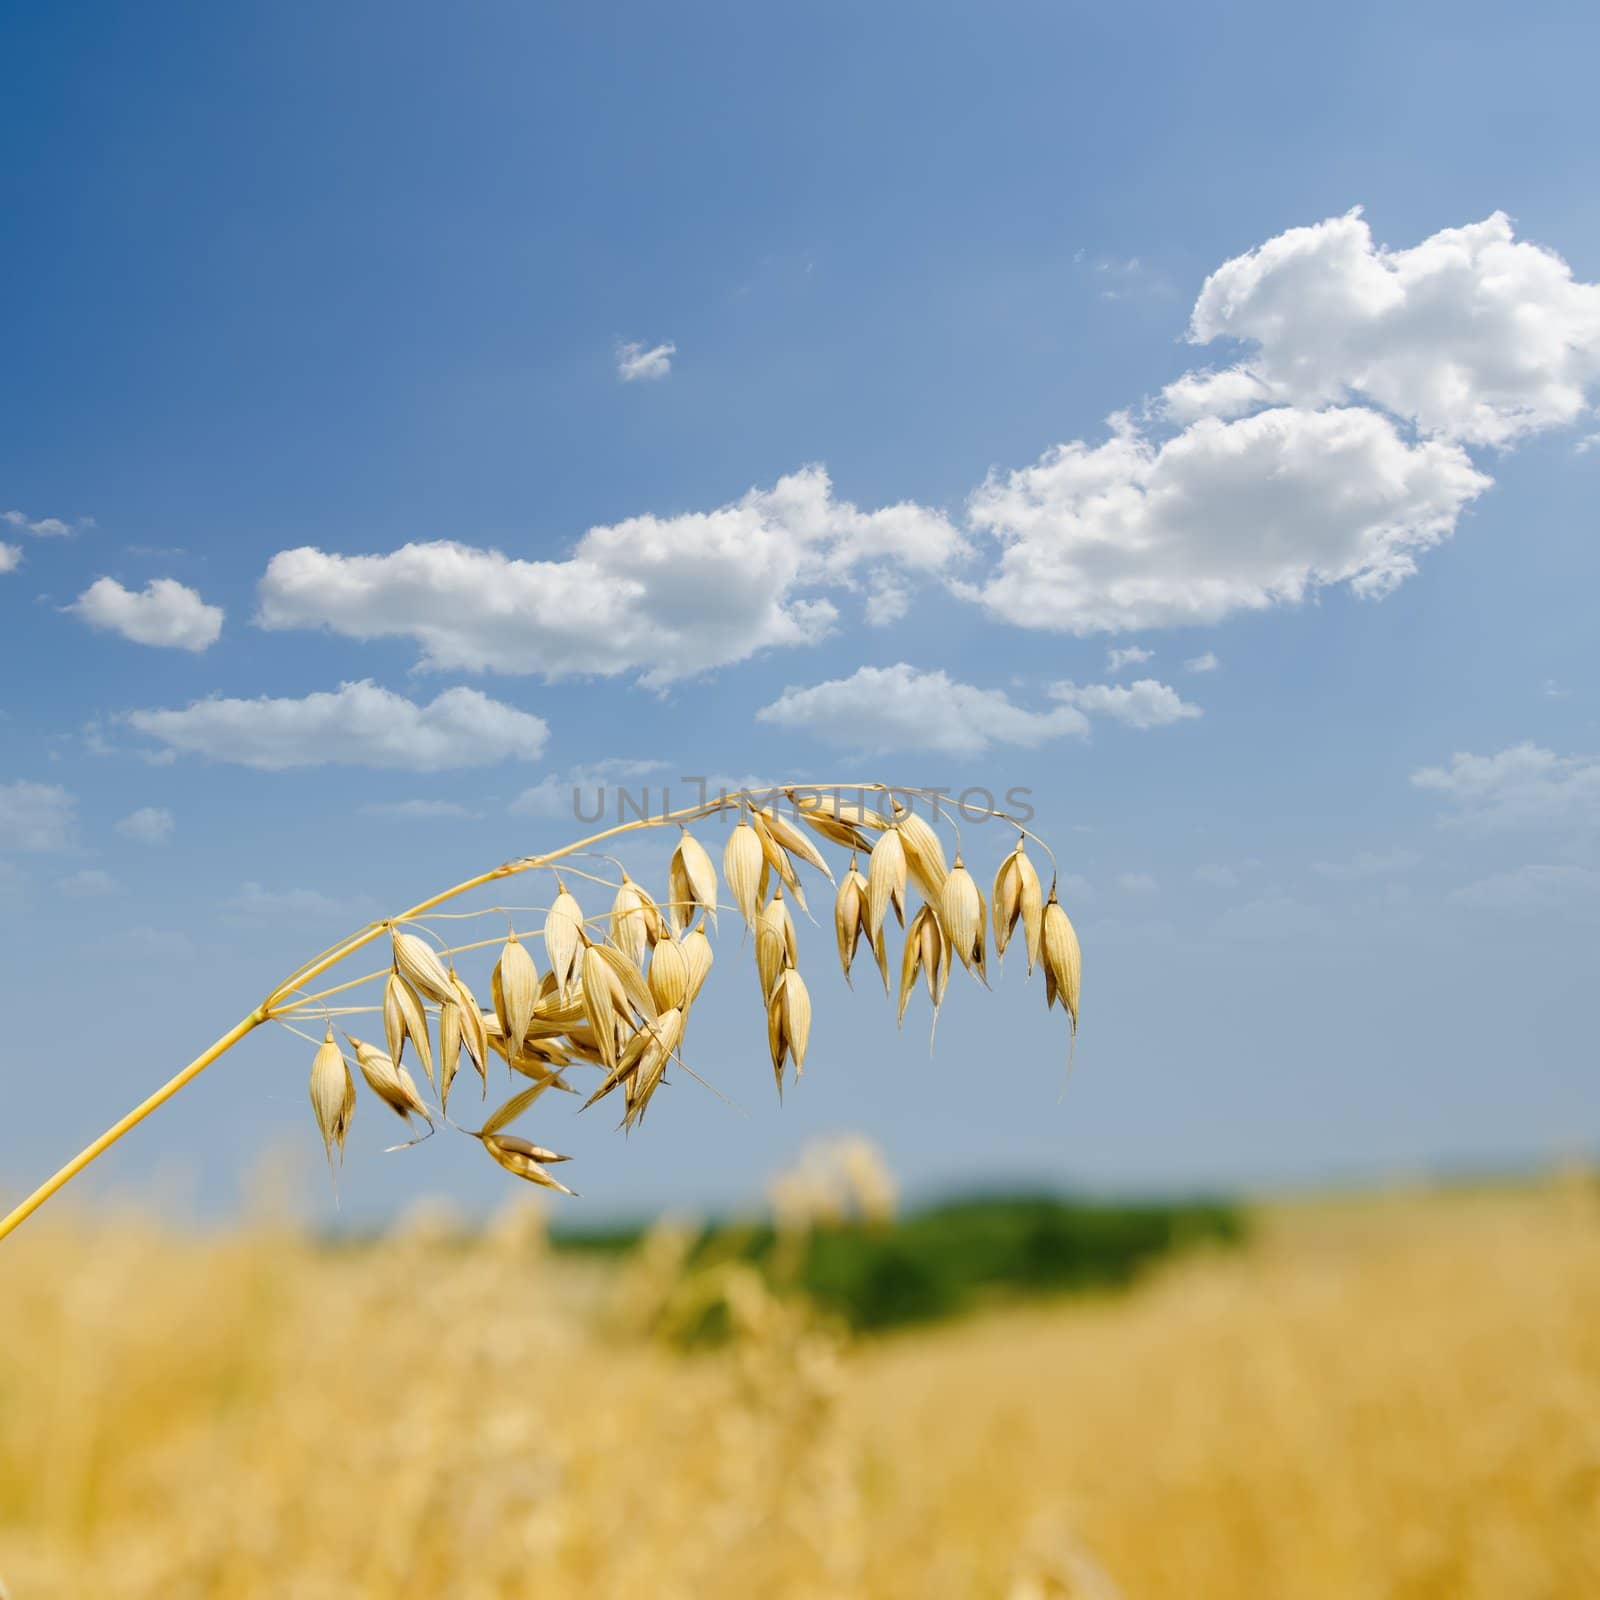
789;790;876;851
939;854;987;983
449;970;490;1093
439;999;463;1113
494;932;539;1053
866;826;907;942
609;873;663;967
345;1034;432;1127
595;940;658;1024
308;1028;355;1171
668;828;718;935
482;1134;577;1195
647;936;691;1013
1042;886;1082;1031
898;903;950;1026
580;943;629;1071
766;968;811;1093
390;929;454;1006
759;887;798;967
545;882;584;999
893;801;949;901
834;862;866;987
755;804;834;883
1017;846;1044;974
755;923;786;1002
383;971;434;1088
681;925;714;1003
724;819;765;930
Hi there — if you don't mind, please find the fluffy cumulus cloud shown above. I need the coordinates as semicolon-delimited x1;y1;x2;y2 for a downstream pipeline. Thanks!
1049;678;1202;729
963;407;1488;633
257;467;967;687
0;542;19;574
0;780;78;852
124;680;549;771
70;577;224;651
963;210;1598;639
757;664;1088;755
1164;210;1600;446
1411;743;1600;830
616;340;676;382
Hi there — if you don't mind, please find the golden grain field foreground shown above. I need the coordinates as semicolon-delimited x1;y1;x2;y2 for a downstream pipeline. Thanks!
2;1176;1597;1599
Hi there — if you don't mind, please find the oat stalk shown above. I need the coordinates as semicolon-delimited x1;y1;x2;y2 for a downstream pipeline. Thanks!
0;782;1075;1243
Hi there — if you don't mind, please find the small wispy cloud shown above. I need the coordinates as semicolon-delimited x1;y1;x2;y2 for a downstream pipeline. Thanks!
1185;652;1220;674
228;881;343;918
1105;645;1153;673
0;543;19;575
616;340;676;382
3;508;87;538
115;806;176;845
361;799;484;822
58;867;120;897
1311;847;1420;881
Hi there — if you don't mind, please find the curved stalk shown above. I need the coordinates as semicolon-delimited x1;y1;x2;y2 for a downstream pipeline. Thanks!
0;780;1041;1244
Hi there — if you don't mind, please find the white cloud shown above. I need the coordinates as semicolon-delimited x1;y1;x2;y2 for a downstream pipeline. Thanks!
963;407;1487;634
0;543;19;575
70;577;224;651
115;806;175;845
1049;678;1203;729
756;664;1088;756
1165;210;1600;446
1106;645;1152;672
2;508;81;538
1117;872;1158;894
1195;863;1239;887
257;467;966;687
1185;651;1219;674
616;340;677;382
865;573;910;627
1311;847;1420;880
228;882;343;917
0;780;78;852
58;868;119;897
361;799;483;821
1411;743;1600;830
125;680;550;772
1450;864;1600;914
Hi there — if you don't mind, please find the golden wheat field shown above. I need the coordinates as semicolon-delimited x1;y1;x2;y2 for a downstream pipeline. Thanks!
1;1169;1596;1600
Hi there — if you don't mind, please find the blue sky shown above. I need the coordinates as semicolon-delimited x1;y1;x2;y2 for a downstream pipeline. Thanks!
4;1;1599;1226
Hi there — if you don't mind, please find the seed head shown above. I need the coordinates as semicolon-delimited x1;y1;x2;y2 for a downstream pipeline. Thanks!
668;828;719;936
1041;886;1082;1031
390;930;454;1006
308;1028;355;1170
545;882;584;999
724;819;766;929
939;854;987;983
866;827;907;943
383;971;434;1088
494;932;539;1053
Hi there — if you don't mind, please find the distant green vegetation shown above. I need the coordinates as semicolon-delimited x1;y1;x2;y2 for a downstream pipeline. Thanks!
553;1191;1246;1332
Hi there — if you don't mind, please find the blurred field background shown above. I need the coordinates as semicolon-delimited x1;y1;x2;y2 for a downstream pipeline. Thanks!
2;1144;1597;1600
